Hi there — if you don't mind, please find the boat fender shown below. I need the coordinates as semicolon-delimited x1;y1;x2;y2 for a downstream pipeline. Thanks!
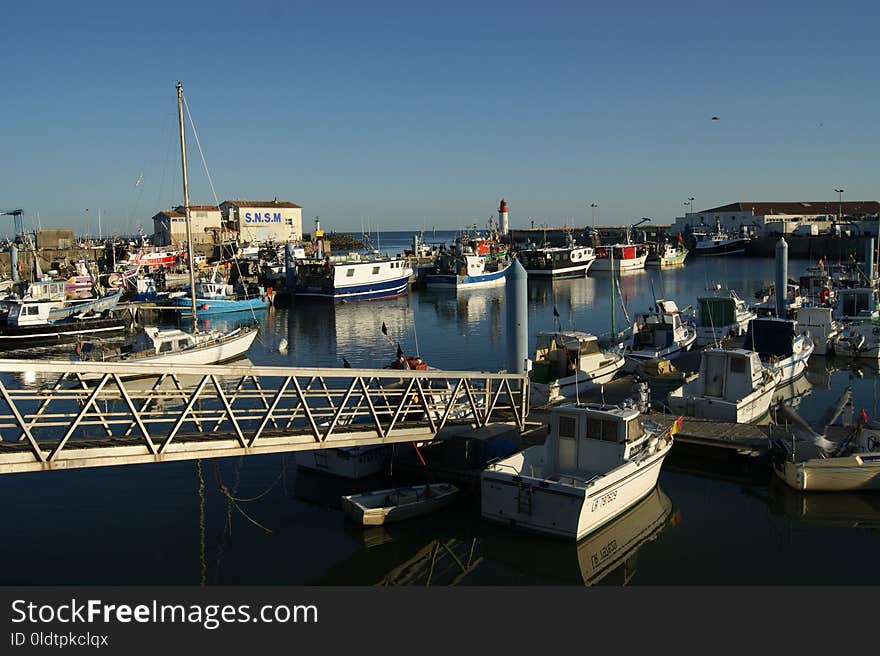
647;436;659;455
201;304;210;311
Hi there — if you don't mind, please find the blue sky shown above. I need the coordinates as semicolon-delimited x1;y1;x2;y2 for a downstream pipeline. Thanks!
2;0;877;235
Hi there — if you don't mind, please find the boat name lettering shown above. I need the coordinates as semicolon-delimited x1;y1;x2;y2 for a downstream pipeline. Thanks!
591;490;617;511
590;539;618;567
244;212;282;224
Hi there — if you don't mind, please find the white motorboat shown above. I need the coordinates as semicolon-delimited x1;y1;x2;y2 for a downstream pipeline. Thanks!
529;331;625;406
481;402;678;540
692;290;756;346
667;348;780;423
625;299;697;361
794;306;841;356
831;287;880;359
742;317;814;387
341;483;459;525
773;420;880;492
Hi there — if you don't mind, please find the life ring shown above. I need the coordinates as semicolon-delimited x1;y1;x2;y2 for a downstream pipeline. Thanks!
819;287;830;304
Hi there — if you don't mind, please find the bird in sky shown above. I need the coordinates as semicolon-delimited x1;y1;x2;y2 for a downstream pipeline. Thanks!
711;116;720;121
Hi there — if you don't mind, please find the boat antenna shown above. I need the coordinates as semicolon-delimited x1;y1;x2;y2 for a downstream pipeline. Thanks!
176;81;199;331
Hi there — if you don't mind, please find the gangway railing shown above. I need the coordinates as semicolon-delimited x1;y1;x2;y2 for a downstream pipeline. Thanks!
0;359;529;475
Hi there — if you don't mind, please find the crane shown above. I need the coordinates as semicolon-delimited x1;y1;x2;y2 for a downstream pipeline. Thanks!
1;209;25;240
627;217;651;243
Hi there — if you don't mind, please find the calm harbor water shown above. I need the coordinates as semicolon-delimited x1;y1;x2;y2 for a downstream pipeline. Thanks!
2;231;879;585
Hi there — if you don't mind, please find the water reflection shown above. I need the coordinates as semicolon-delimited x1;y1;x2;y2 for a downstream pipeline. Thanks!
768;477;880;528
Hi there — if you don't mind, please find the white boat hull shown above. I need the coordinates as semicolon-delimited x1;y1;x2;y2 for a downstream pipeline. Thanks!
775;454;880;491
342;483;459;525
530;356;625;406
481;440;671;541
668;380;775;424
590;253;648;272
626;329;697;361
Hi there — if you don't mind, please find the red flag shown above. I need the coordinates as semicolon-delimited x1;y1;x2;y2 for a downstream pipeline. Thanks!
860;408;869;425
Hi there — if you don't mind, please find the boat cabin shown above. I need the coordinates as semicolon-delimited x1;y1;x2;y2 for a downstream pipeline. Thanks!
632;300;685;349
130;327;198;355
696;349;765;401
835;287;879;320
696;294;741;328
4;300;64;326
532;332;614;383
544;404;648;483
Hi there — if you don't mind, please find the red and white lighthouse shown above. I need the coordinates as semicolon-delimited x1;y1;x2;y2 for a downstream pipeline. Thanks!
498;198;509;234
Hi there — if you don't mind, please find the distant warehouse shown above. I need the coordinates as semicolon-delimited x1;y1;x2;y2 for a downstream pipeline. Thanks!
36;228;75;250
152;205;222;246
220;199;303;243
675;201;880;237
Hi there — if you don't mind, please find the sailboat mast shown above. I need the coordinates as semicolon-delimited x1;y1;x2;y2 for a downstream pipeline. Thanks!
176;81;199;329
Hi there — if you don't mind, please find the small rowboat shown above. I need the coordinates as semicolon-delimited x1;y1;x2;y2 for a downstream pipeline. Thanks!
341;483;459;526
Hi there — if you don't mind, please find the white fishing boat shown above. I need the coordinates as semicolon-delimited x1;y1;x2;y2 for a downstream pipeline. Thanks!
529;331;626;406
341;483;459;525
692;220;751;256
516;233;596;278
425;253;512;289
742;317;814;386
667;348;780;423
481;402;678;540
692;290;756;346
625;299;697;361
590;243;649;272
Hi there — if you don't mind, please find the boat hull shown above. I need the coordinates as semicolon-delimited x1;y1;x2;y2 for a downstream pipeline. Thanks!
481;440;672;541
530;356;625;406
0;317;127;350
295;276;410;302
668;381;775;424
425;260;511;289
693;239;749;256
775;454;880;491
590;254;648;272
176;296;270;316
342;484;459;525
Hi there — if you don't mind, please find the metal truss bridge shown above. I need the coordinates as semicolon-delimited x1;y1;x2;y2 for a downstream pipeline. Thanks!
0;359;529;475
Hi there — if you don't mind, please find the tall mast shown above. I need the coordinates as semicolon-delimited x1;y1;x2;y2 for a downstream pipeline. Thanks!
176;81;199;329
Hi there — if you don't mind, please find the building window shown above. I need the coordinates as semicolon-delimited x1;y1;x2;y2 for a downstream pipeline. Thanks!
285;218;293;226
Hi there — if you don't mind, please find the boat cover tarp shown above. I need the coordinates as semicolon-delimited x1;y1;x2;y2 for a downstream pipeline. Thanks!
699;297;735;327
742;318;794;358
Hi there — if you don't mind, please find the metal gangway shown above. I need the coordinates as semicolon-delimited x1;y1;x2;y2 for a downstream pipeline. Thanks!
0;359;529;475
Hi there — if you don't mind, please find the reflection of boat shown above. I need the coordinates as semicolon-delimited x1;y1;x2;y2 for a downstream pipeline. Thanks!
530;331;625;406
481;487;673;585
342;483;459;525
668;348;779;423
768;477;880;527
481;402;676;540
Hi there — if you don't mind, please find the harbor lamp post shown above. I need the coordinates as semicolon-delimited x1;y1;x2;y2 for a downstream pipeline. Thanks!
835;188;844;221
590;202;598;229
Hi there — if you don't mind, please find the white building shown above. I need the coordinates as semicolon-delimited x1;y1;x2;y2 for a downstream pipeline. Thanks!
673;201;880;238
220;199;303;243
151;205;222;246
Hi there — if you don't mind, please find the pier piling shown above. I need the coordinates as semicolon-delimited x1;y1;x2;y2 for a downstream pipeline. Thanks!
506;258;528;374
775;237;787;318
